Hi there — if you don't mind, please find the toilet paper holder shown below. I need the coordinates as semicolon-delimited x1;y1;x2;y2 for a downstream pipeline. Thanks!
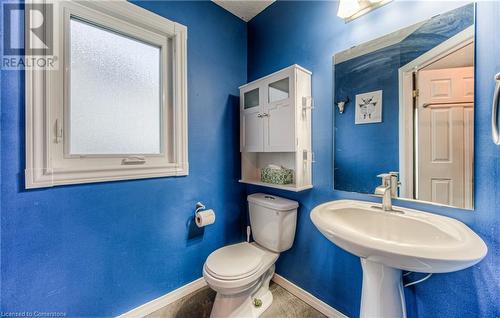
195;202;206;214
194;202;216;228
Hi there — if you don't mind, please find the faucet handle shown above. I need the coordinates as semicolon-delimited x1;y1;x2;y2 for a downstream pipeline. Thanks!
377;173;391;179
388;172;400;197
377;173;392;187
388;171;400;185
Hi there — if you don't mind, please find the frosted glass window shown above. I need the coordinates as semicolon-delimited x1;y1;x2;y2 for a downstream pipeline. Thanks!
244;88;259;109
269;78;289;103
69;18;161;155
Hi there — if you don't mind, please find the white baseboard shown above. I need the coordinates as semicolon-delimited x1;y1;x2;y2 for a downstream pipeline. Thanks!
272;274;348;318
117;278;207;318
118;273;347;318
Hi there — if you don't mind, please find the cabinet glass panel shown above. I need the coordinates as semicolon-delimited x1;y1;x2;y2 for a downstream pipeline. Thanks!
244;88;259;109
269;77;289;103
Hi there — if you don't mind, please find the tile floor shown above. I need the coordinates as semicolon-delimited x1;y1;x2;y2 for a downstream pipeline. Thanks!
145;282;327;318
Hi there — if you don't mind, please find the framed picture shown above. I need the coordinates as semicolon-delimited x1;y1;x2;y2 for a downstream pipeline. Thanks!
355;90;383;124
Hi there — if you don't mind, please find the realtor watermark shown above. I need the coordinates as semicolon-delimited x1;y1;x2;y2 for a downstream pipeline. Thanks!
0;312;66;317
1;2;58;70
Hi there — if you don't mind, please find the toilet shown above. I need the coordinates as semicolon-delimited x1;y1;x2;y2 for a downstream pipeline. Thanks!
203;193;298;318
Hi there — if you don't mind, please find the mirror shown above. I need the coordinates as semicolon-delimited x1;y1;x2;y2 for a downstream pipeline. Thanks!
333;4;475;209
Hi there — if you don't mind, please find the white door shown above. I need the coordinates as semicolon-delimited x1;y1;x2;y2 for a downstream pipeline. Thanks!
263;72;296;152
241;86;264;152
417;67;474;208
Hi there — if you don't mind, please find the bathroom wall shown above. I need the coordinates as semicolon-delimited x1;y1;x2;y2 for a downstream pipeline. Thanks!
0;1;247;316
247;1;499;317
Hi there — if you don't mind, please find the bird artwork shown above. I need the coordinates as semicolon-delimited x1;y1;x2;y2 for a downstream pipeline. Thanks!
358;96;378;119
355;90;383;124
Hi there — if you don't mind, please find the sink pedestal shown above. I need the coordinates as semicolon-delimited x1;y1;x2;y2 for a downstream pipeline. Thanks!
360;258;406;318
311;200;488;318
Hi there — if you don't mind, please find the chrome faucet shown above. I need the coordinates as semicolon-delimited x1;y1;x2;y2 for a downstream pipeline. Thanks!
374;173;395;211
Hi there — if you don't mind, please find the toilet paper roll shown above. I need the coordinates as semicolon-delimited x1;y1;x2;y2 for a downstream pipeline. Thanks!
195;209;216;228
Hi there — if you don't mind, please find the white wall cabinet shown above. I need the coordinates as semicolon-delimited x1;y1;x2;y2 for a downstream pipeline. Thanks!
241;84;264;152
239;65;313;191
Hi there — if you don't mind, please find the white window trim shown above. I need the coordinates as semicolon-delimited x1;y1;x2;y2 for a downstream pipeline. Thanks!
25;0;188;188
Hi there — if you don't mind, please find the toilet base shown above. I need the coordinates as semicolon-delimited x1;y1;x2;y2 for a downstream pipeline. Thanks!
210;265;275;318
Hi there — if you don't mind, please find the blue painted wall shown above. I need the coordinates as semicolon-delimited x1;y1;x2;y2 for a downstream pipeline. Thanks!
0;1;247;316
1;1;498;317
334;41;401;193
334;4;474;193
248;1;499;317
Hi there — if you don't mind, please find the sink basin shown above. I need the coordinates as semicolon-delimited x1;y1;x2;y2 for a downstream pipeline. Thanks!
310;199;487;273
310;200;487;318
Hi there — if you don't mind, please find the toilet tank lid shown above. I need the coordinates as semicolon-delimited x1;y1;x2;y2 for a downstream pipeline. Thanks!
247;193;299;211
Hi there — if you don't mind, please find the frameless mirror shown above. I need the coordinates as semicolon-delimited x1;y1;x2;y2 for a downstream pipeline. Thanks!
333;4;475;209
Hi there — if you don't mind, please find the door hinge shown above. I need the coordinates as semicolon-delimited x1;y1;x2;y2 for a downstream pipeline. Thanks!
412;89;419;98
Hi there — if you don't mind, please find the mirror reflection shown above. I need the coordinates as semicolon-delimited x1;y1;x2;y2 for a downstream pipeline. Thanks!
333;4;475;209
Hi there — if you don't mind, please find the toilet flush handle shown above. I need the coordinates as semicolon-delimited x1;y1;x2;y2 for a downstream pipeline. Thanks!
247;226;251;243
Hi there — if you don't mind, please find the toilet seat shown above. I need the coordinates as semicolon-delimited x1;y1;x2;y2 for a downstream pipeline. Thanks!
203;242;279;293
205;242;265;280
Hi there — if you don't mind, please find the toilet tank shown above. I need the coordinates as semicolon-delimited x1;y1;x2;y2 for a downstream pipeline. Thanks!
247;193;298;253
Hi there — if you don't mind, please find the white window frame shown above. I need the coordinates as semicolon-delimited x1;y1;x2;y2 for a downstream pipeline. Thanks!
25;0;188;188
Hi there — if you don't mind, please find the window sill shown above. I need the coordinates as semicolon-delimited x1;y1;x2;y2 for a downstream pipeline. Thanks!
25;163;189;188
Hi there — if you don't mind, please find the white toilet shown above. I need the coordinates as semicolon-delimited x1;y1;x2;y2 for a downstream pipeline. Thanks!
203;193;298;318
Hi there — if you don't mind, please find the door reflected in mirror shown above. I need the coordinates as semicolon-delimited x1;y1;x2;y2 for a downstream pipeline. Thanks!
333;3;475;209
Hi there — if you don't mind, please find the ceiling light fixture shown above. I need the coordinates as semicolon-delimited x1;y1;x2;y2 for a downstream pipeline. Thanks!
337;0;393;23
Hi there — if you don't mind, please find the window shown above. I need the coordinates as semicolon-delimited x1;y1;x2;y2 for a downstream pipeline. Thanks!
69;18;162;156
25;0;188;188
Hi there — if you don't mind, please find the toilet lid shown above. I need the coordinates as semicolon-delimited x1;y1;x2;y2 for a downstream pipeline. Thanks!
205;242;265;280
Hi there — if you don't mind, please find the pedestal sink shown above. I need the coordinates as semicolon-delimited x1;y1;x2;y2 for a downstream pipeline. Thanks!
310;200;487;318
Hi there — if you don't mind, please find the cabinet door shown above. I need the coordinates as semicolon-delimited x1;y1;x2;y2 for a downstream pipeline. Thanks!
241;87;264;152
264;73;296;152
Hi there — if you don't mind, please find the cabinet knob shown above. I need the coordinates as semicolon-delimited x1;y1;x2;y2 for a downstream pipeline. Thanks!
261;113;269;117
257;113;262;118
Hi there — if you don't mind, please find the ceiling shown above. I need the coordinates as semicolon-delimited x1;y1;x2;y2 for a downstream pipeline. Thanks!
212;0;275;22
425;42;474;70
